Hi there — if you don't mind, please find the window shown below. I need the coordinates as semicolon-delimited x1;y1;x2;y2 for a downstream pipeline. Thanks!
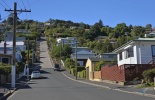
125;47;134;58
151;45;155;57
2;58;9;64
119;52;122;61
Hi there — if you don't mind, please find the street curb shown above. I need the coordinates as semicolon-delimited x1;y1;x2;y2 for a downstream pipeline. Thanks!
62;72;155;99
0;80;28;100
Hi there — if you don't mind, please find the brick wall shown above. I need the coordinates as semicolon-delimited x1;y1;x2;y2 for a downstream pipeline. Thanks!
101;65;125;82
101;64;155;82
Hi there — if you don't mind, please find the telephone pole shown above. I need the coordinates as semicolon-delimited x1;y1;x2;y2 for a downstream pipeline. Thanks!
5;2;31;88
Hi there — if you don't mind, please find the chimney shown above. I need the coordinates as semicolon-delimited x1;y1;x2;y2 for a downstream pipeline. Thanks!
4;41;6;54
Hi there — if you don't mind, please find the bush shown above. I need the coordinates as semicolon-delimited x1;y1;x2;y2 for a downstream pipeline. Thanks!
70;68;75;76
142;68;155;83
78;70;86;79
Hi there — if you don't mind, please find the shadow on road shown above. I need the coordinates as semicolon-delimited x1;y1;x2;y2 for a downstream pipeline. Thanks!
40;70;51;74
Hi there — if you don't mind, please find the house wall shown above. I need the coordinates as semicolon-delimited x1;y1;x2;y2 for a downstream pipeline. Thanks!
77;59;87;66
86;59;92;80
94;71;101;80
101;65;125;82
118;46;137;66
118;42;155;66
135;42;154;64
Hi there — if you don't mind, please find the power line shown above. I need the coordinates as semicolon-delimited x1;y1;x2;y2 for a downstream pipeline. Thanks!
21;0;26;9
0;2;6;9
26;0;32;19
30;0;41;6
16;0;22;9
2;0;11;9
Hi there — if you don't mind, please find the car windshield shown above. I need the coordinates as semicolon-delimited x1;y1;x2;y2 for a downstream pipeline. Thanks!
55;64;59;68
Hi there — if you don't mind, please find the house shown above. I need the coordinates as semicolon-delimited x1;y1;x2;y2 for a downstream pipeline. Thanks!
97;53;117;61
100;38;155;83
5;37;26;42
71;50;96;66
145;30;155;38
0;41;23;62
85;58;102;80
113;38;155;66
57;37;78;47
85;53;117;80
71;47;90;53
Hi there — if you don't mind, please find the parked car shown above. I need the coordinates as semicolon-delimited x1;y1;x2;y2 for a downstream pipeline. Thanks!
33;66;41;71
54;64;61;71
31;71;42;79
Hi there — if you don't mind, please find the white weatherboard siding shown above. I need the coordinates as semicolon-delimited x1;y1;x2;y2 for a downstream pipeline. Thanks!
117;42;154;66
118;46;137;66
137;43;155;64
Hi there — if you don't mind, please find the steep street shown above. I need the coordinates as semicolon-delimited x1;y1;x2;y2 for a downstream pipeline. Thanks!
7;37;155;100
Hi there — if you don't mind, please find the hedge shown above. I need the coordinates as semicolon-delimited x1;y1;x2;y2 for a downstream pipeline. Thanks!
78;70;86;79
142;68;155;83
70;66;85;76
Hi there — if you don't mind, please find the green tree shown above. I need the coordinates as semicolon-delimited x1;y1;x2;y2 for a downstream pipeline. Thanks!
95;58;104;71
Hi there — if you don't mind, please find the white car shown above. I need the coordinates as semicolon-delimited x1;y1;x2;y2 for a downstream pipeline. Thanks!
31;71;42;79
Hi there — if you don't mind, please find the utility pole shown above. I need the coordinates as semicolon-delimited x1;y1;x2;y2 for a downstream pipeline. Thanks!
5;2;31;88
75;40;77;80
27;38;29;79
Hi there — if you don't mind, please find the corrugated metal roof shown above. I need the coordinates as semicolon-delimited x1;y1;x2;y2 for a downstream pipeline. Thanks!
89;57;101;62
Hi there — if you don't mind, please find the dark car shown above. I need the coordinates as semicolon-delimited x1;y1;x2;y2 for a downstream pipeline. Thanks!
33;66;41;71
54;64;61;71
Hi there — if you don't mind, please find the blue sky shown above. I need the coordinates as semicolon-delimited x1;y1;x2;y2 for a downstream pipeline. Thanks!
0;0;155;27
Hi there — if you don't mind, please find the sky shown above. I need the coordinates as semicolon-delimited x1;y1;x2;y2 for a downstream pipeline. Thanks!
0;0;155;27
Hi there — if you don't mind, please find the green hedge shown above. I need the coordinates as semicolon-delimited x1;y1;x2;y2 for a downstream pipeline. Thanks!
142;68;155;83
78;70;86;79
70;66;85;76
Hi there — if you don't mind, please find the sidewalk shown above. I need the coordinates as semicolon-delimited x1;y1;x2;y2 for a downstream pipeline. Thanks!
0;76;28;100
62;70;155;98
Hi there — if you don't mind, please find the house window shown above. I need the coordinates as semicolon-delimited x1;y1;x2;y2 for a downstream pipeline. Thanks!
125;47;134;58
119;52;122;61
151;45;155;57
2;58;9;64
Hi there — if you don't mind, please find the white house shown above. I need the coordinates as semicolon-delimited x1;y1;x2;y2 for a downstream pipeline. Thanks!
0;41;24;62
56;37;78;47
113;38;155;66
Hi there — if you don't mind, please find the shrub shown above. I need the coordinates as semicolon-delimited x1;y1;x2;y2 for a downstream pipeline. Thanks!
142;68;155;83
70;68;75;76
78;70;86;79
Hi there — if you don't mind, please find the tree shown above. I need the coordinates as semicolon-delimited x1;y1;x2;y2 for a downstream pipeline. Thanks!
7;17;13;25
95;58;104;71
114;23;129;37
130;26;145;37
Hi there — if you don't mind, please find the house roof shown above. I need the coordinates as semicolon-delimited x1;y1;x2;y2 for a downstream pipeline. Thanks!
113;38;155;53
0;53;12;57
89;57;101;62
72;50;95;55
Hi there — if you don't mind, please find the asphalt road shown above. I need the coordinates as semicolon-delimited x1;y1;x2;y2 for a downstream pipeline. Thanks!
8;68;155;100
7;36;155;100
